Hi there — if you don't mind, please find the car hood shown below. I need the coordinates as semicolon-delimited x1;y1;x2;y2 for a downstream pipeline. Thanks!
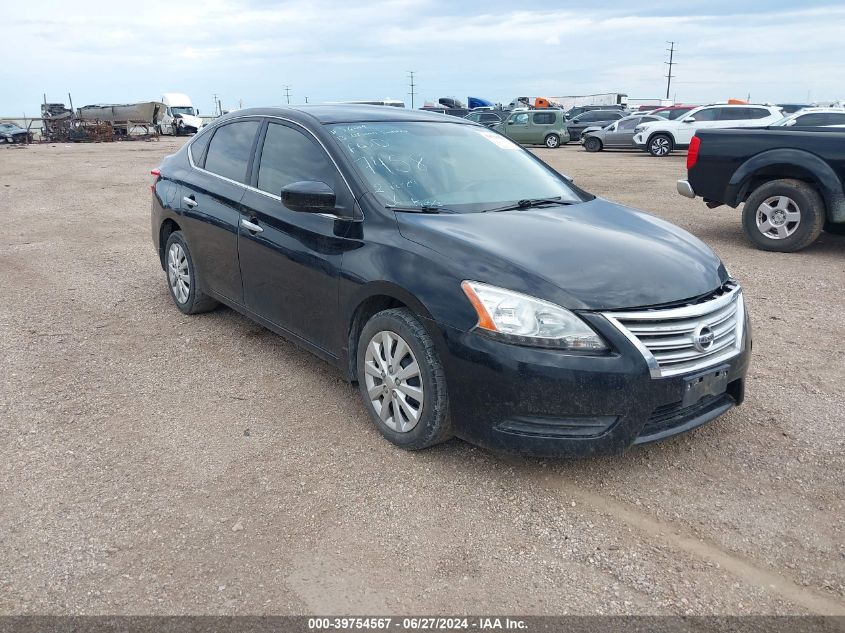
395;199;727;311
176;113;203;129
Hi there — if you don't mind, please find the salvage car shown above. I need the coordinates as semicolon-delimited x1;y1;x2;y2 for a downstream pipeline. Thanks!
0;122;31;144
582;114;662;152
151;105;750;457
678;127;845;251
493;110;570;147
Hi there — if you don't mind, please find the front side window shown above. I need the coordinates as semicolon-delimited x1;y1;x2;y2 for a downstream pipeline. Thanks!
691;108;719;121
512;113;529;125
329;122;585;211
665;108;693;120
257;122;336;196
618;119;638;130
204;121;261;182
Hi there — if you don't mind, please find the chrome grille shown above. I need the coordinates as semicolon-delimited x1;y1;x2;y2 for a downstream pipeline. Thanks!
603;284;745;378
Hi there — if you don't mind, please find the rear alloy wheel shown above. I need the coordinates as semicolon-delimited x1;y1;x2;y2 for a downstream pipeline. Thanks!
357;308;451;450
163;231;219;314
741;179;825;252
648;134;673;157
584;137;602;152
544;134;560;148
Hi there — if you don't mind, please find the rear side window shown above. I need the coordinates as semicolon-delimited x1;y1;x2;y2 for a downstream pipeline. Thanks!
188;129;212;167
204;121;261;183
746;108;773;119
257;122;336;196
532;112;555;125
481;113;500;122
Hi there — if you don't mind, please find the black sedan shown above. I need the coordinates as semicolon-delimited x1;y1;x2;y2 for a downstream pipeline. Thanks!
151;106;750;457
565;109;626;141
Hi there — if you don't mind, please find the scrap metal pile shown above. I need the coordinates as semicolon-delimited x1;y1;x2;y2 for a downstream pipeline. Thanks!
39;101;163;143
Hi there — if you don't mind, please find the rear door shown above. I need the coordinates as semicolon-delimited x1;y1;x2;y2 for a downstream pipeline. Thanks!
530;111;556;143
237;119;355;355
180;119;261;303
604;117;638;146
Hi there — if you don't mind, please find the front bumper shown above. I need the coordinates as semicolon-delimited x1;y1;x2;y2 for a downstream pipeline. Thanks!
435;313;750;457
677;179;696;199
633;133;646;147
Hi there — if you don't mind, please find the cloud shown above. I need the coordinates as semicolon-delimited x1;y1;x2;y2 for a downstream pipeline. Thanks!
1;0;843;115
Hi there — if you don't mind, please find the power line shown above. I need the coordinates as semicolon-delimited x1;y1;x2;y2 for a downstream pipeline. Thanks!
283;85;292;105
408;71;416;109
665;41;676;100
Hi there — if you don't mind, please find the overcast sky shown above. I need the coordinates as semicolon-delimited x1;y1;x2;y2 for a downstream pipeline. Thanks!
3;0;844;115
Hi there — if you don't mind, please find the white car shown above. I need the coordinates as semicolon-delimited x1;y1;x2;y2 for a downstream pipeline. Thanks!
771;107;845;127
633;104;784;156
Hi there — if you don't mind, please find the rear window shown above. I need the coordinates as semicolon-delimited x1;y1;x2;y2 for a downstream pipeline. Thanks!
203;120;261;183
532;112;555;125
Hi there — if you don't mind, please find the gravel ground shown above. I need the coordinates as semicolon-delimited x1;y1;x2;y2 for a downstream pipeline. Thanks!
0;138;843;615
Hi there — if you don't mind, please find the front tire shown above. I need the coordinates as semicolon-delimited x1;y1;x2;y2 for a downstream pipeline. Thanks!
356;308;451;450
544;134;560;148
648;134;673;156
164;231;219;314
741;179;825;252
583;137;602;152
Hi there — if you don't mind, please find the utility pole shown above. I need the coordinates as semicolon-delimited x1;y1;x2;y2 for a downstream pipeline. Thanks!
212;93;219;116
408;71;416;109
284;85;292;105
665;41;676;101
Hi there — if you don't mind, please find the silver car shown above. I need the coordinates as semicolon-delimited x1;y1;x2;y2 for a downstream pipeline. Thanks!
581;114;662;152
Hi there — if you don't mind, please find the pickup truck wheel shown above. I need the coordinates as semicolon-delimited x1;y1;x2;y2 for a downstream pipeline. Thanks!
742;179;825;252
648;134;673;157
584;137;602;152
544;134;560;148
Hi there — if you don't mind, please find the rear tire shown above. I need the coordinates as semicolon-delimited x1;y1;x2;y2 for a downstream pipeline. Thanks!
163;231;219;314
583;137;602;152
741;179;825;252
356;308;452;450
544;134;560;148
648;134;673;157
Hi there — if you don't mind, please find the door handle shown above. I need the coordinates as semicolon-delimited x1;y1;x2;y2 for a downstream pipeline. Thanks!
240;218;263;233
183;196;198;208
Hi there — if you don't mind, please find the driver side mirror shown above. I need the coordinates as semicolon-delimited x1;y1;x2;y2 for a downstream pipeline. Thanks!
281;181;336;213
683;117;696;123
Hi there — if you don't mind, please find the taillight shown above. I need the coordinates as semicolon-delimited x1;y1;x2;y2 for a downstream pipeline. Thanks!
150;168;161;192
687;136;700;170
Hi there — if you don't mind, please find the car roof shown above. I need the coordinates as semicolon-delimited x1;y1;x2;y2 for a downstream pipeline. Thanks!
214;105;471;125
789;107;845;113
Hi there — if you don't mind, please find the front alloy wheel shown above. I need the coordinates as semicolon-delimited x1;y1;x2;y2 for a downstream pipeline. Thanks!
755;196;801;240
357;308;451;450
364;331;424;432
649;135;672;156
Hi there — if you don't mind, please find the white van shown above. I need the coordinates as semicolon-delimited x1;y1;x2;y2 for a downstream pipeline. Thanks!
161;93;203;135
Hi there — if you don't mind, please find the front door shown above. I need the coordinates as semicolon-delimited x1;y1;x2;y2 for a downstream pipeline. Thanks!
604;118;638;147
179;119;261;303
237;120;355;355
505;112;531;143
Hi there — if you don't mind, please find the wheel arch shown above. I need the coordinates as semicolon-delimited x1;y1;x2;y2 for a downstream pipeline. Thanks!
730;149;844;222
646;130;676;147
344;283;439;383
158;218;182;269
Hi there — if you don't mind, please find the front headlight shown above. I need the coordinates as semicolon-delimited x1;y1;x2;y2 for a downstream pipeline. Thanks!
461;281;607;351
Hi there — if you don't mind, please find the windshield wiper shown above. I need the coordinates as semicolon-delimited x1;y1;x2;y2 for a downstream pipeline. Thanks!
386;205;454;214
483;197;575;213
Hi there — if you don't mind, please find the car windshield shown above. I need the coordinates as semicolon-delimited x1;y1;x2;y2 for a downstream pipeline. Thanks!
329;122;585;211
171;106;195;116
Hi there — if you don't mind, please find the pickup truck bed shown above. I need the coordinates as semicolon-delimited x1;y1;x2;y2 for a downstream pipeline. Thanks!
678;127;845;252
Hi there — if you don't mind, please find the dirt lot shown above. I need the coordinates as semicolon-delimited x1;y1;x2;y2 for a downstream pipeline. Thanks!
0;137;843;615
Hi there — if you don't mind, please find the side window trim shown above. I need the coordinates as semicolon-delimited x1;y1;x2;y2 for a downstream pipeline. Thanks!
247;118;271;188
